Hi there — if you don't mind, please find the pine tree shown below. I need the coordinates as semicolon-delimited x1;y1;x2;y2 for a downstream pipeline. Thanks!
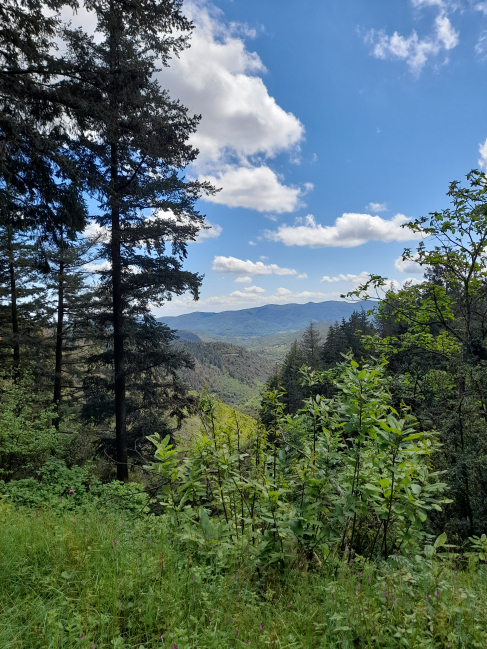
62;0;215;480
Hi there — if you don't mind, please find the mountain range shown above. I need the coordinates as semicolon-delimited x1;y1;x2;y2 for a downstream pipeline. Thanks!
159;300;374;341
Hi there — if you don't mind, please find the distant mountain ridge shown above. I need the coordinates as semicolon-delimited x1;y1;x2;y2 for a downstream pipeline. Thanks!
158;300;374;339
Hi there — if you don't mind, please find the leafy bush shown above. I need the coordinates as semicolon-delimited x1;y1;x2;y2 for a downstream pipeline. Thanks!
147;356;451;566
0;457;149;517
0;373;59;479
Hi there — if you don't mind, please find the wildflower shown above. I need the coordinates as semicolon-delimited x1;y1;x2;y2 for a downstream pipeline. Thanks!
246;641;249;645
159;634;162;638
69;490;74;494
112;540;116;545
208;618;211;622
332;598;335;602
121;524;125;529
355;585;359;589
228;620;231;624
436;591;440;597
234;576;237;580
359;610;362;613
391;596;394;600
58;497;61;502
340;639;344;643
383;592;387;597
426;594;430;599
211;610;214;613
80;633;85;639
367;577;370;582
149;539;152;543
236;632;239;637
260;624;264;629
347;597;350;600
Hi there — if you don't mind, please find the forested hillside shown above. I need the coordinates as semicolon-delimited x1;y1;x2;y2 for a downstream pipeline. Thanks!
176;341;275;414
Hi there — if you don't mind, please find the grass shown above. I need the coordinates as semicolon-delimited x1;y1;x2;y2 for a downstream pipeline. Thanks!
1;504;486;648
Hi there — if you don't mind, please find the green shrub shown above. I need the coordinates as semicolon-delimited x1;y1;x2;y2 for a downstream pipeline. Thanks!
146;356;451;567
0;373;59;479
0;457;149;517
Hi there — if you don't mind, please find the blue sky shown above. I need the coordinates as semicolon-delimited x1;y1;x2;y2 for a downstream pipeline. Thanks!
149;0;487;316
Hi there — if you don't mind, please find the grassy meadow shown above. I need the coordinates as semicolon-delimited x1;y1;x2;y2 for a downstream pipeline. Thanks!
1;503;486;649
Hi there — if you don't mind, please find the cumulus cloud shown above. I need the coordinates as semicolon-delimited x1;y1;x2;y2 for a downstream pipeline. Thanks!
366;202;387;212
83;260;111;273
198;165;305;213
394;254;424;273
195;221;222;242
321;271;371;284
366;11;459;75
83;221;109;242
244;285;266;294
479;138;487;169
212;255;297;275
156;1;308;213
266;213;422;248
235;276;252;283
297;273;308;279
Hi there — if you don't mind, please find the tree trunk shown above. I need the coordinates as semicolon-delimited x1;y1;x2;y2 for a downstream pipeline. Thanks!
7;222;20;379
109;0;128;482
111;140;128;482
53;230;64;428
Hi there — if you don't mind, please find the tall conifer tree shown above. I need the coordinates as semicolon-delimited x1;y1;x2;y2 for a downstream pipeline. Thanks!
62;0;215;480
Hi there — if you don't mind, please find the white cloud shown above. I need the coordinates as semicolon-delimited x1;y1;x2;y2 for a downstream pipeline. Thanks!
83;221;109;242
244;285;266;294
248;240;257;246
475;2;487;14
394;254;424;273
366;11;459;75
297;273;308;279
198;165;304;213
157;1;308;213
321;271;371;284
266;213;422;248
196;220;222;242
235;276;252;283
83;261;111;273
212;255;297;275
411;0;446;6
479;138;487;169
366;202;387;212
475;30;487;58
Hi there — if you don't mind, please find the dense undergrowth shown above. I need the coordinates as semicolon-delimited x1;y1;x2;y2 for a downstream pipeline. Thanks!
0;503;486;649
